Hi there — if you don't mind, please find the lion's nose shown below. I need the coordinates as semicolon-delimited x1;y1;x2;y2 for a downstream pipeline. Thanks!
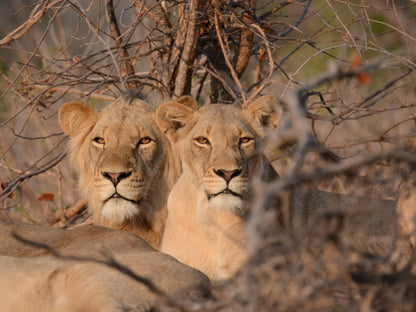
213;168;242;183
101;171;132;186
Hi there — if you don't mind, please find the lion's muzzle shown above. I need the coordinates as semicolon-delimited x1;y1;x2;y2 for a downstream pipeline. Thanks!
104;192;141;205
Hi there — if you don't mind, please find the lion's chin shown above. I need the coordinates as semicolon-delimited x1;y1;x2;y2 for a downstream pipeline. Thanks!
208;194;245;216
101;198;138;223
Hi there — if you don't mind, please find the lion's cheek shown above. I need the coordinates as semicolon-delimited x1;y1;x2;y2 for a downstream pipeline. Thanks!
136;155;163;184
186;146;209;177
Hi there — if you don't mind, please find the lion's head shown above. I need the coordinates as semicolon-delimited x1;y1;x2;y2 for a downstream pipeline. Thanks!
157;96;280;215
59;95;193;249
157;96;281;279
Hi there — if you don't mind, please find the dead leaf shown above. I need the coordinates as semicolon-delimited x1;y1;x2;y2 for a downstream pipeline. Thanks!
0;177;16;199
358;73;371;85
38;192;54;202
351;54;371;85
351;53;361;69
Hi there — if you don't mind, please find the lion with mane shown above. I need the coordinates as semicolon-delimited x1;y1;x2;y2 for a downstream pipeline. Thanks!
59;94;196;249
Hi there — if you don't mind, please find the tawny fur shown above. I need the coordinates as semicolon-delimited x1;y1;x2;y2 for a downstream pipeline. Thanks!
157;96;280;280
0;219;210;311
59;96;192;249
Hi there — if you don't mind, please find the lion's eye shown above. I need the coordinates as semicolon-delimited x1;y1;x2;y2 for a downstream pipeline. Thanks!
195;137;209;145
139;137;152;145
239;137;253;145
93;137;105;145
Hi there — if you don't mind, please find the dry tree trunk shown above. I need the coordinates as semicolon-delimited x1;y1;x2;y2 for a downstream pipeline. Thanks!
106;0;139;91
171;0;204;98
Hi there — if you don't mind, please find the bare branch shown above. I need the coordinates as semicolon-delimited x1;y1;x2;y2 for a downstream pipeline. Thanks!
213;0;246;103
105;0;138;90
232;0;256;77
0;0;64;45
0;153;67;202
173;0;203;97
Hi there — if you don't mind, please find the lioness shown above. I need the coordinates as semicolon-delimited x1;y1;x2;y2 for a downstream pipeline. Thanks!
0;219;211;311
59;95;195;249
156;96;280;280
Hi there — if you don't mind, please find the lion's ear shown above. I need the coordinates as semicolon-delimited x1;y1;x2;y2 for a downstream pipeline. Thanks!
59;101;98;137
245;95;282;129
156;102;194;142
175;95;199;110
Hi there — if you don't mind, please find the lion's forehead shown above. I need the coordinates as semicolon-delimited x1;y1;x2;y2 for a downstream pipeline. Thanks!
193;106;257;141
92;112;160;143
197;104;242;120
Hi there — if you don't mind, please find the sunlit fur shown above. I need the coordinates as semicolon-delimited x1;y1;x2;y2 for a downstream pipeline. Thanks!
0;220;211;311
59;96;181;249
208;195;243;215
101;199;138;223
157;96;279;280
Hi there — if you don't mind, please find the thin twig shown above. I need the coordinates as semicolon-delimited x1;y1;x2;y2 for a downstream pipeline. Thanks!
0;0;64;45
0;153;67;201
213;0;247;104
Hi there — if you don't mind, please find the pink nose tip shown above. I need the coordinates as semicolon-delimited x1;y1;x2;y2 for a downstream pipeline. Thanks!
101;171;132;185
108;173;121;184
